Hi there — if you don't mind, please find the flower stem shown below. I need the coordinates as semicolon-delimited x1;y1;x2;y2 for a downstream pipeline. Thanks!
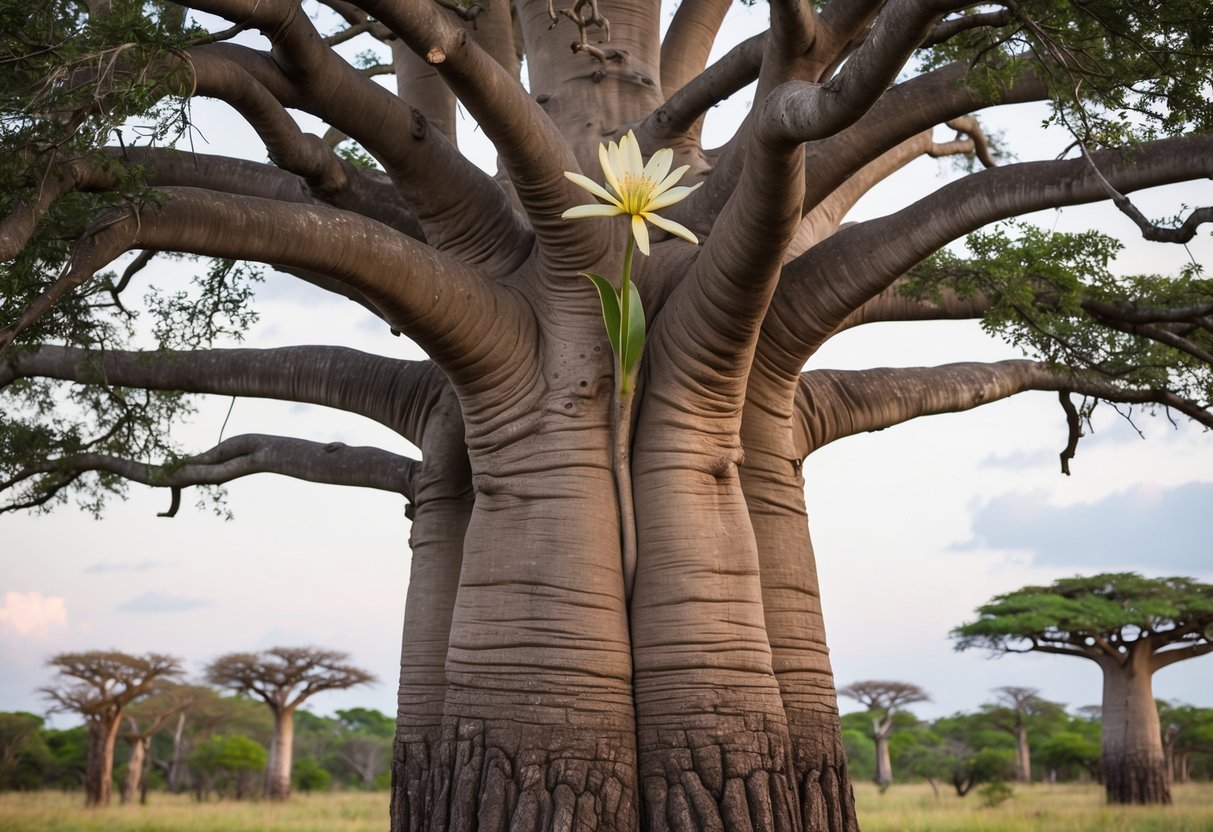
615;233;637;600
618;235;635;396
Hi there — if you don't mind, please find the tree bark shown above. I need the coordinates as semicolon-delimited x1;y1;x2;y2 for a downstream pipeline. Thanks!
266;708;296;800
1100;650;1171;804
392;380;474;832
431;441;638;831
741;372;858;832
168;712;187;792
873;729;893;789
119;734;149;804
83;717;121;807
1015;725;1031;783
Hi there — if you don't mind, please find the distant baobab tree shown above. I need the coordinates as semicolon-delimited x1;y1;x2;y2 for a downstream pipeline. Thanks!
42;651;182;806
206;646;374;800
953;573;1213;805
838;680;929;788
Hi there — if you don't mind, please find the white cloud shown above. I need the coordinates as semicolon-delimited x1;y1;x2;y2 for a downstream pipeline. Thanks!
116;591;213;613
0;592;69;638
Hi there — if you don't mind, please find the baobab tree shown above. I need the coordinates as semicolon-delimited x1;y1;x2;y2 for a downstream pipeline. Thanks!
2;0;1212;831
952;573;1213;805
981;687;1064;783
41;651;183;806
119;682;199;804
838;681;929;789
206;647;374;800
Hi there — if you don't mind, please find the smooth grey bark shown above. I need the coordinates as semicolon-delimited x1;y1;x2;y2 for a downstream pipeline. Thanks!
1099;648;1170;805
266;709;296;801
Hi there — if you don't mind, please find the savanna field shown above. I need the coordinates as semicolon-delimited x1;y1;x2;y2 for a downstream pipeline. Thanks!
2;783;1212;832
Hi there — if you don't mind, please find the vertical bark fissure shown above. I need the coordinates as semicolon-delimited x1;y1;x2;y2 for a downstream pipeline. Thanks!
741;366;858;832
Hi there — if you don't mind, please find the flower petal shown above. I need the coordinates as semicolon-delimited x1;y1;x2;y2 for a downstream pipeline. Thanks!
643;211;698;246
631;214;651;255
599;142;622;200
607;140;626;185
562;203;625;219
563;171;621;207
642;147;673;189
644;181;701;212
620;131;643;176
650;164;692;200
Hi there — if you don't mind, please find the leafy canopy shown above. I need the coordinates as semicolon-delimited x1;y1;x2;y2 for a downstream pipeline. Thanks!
952;572;1213;654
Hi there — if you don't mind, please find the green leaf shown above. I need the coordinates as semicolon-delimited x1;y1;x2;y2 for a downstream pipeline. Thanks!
620;280;646;381
582;272;622;362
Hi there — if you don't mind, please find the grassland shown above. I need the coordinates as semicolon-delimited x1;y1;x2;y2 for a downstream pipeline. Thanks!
1;783;1211;831
853;781;1213;832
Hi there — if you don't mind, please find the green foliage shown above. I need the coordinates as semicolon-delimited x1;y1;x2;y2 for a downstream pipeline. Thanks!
0;2;271;518
189;733;266;799
0;712;51;791
42;726;88;789
977;780;1014;808
903;222;1213;409
897;713;1016;796
336;708;395;740
335;142;381;171
1037;724;1102;781
922;2;1213;147
952;572;1213;654
292;755;332;793
145;258;263;350
842;727;876;782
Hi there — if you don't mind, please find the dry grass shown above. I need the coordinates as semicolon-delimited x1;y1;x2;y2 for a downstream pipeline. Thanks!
854;781;1213;832
1;783;1211;831
0;790;388;832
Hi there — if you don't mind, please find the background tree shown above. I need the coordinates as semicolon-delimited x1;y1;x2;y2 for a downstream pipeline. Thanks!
953;573;1213;805
895;712;1015;798
154;687;272;794
0;713;48;791
118;682;198;804
980;687;1066;783
1157;701;1213;785
189;733;267;800
205;647;373;800
3;0;1213;830
838;681;929;788
41;651;182;806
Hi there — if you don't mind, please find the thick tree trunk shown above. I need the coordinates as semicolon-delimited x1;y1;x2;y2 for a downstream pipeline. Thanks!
1100;652;1170;804
1015;725;1031;783
873;730;893;789
393;380;473;832
431;446;638;831
265;708;295;800
83;717;121;807
631;418;800;832
392;495;470;832
740;393;859;832
119;734;148;804
167;712;187;792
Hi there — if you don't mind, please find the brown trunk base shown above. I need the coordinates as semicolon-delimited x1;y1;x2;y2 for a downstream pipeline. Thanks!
794;753;858;832
396;718;639;832
392;731;442;832
1104;751;1171;805
638;711;801;832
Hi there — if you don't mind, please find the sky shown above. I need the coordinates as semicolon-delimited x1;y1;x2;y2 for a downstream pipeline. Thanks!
2;3;1211;730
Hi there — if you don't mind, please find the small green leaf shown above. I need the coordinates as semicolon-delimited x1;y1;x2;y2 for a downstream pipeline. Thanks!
582;272;621;361
620;280;645;380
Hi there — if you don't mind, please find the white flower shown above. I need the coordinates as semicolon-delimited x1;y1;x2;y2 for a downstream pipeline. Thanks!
562;130;701;255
